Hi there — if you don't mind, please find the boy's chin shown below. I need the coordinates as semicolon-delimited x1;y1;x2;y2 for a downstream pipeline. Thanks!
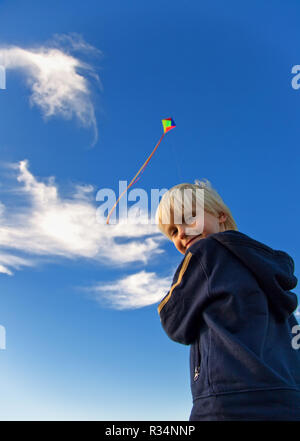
186;235;203;248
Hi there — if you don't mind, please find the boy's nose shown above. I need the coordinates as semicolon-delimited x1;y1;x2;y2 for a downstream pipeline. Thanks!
178;225;186;239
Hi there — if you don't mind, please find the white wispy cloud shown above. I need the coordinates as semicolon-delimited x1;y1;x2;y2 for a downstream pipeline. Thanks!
87;270;172;310
0;33;101;145
0;160;166;277
0;253;35;276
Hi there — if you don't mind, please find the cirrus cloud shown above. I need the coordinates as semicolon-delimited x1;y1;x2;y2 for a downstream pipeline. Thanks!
86;270;172;310
0;33;101;145
0;160;166;275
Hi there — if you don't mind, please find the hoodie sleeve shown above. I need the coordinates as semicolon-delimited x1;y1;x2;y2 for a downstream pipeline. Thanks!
158;251;209;345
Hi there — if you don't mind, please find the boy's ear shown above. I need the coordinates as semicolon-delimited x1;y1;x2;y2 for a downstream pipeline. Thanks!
219;212;227;223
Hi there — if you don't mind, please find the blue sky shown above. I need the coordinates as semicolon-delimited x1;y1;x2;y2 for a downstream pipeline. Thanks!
0;0;299;420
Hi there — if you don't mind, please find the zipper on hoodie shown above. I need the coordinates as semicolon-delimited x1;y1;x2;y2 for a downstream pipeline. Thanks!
193;338;201;381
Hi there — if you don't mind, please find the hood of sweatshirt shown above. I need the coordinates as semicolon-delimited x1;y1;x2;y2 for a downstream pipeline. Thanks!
190;230;298;321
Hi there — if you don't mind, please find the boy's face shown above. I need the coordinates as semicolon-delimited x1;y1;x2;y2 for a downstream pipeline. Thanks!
166;210;227;255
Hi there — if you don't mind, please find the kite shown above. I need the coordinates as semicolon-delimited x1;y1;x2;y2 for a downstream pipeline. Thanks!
106;118;176;224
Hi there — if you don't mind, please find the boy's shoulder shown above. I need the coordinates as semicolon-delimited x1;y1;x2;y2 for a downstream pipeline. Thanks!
182;229;295;278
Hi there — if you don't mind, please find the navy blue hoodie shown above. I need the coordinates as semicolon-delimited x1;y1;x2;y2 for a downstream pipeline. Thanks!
158;230;300;421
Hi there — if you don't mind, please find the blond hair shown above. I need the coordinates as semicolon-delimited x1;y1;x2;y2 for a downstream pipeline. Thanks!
155;178;238;239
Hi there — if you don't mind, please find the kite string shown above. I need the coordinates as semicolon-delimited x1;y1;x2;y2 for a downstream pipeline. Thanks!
130;160;148;186
106;132;166;224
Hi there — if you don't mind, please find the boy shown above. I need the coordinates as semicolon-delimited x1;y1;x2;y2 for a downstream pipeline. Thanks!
155;179;300;421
